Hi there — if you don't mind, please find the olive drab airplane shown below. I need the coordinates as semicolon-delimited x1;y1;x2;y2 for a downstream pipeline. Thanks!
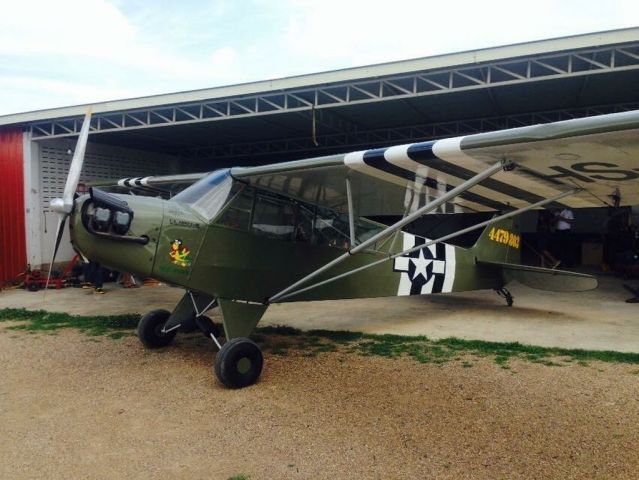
47;108;639;388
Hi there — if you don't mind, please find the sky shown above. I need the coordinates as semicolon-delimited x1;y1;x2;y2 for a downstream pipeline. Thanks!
0;0;637;116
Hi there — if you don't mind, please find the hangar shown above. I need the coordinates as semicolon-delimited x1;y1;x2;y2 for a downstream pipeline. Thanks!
1;27;639;285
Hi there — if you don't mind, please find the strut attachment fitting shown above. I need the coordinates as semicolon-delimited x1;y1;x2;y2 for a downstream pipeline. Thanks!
502;159;515;172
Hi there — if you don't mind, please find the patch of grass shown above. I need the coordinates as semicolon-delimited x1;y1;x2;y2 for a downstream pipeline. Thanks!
227;476;249;480
494;355;510;366
0;308;139;337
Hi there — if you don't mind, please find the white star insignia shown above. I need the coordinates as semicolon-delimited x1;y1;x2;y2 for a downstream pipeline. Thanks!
411;249;432;281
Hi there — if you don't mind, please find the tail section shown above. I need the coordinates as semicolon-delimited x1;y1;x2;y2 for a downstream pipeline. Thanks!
473;216;597;292
472;216;522;265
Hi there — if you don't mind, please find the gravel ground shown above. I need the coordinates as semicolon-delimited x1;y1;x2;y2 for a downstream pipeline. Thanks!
1;326;638;479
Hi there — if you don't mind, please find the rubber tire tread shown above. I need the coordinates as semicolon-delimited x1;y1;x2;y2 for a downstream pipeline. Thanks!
137;309;175;348
214;337;263;389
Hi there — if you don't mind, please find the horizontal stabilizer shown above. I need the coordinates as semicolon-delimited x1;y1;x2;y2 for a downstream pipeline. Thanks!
478;260;598;292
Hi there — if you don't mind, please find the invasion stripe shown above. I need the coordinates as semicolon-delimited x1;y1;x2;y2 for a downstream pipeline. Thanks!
361;148;508;211
346;151;489;212
408;141;549;206
385;144;529;208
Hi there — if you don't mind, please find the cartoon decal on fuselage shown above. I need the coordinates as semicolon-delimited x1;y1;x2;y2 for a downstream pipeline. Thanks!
393;232;456;295
169;239;191;267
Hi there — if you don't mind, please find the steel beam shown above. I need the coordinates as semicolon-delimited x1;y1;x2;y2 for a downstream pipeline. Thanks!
29;44;639;140
178;102;639;161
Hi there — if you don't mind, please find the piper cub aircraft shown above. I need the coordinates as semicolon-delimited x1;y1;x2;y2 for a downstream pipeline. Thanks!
48;108;639;388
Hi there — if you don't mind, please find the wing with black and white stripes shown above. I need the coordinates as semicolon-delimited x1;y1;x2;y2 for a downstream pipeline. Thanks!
90;172;207;197
231;110;639;215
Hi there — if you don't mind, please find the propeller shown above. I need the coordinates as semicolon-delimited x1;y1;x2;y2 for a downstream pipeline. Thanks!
44;108;93;292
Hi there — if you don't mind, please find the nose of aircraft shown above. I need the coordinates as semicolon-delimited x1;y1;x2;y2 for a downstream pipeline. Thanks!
70;192;165;278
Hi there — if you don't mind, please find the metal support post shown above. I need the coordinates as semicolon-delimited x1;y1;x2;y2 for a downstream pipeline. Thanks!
345;177;356;246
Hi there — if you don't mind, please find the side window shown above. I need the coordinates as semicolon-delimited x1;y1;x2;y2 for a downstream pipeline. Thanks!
294;207;313;243
252;196;295;241
216;187;254;230
313;207;351;250
214;186;384;251
356;218;384;245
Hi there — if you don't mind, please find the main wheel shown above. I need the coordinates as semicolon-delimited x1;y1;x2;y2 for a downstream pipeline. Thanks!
214;337;263;388
137;309;175;348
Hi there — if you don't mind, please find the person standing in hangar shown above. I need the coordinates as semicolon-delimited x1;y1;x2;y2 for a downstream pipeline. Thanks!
554;208;575;268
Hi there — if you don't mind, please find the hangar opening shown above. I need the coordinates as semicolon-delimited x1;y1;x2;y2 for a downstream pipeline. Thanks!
2;28;639;284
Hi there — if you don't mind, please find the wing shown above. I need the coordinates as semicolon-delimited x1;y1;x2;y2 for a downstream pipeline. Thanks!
231;110;639;215
89;172;207;197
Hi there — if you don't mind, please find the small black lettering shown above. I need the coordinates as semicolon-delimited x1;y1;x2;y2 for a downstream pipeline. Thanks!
168;218;200;228
571;162;639;181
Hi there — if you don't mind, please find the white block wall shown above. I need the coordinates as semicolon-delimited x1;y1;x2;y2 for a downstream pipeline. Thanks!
24;136;180;267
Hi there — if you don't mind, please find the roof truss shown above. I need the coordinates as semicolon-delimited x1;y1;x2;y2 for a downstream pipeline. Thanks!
29;43;639;140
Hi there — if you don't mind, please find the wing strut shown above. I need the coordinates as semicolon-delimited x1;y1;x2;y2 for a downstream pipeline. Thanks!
270;188;579;303
268;159;508;303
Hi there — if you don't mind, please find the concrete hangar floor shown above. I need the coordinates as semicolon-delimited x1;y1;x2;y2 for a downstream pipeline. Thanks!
3;273;638;352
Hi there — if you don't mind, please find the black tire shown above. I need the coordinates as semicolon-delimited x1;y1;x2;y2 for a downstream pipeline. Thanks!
26;282;40;292
214;337;263;388
137;309;175;348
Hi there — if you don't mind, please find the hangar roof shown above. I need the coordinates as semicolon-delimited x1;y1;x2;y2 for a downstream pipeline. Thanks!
2;27;639;168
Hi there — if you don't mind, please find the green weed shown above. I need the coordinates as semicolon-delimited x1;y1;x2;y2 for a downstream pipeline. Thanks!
0;308;138;337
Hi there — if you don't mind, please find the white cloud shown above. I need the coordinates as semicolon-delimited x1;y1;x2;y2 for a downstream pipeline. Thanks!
283;0;639;66
0;0;255;113
0;0;136;57
0;0;638;115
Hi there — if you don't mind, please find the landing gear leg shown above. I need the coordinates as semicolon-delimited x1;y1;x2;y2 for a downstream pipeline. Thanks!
211;298;269;388
495;287;514;307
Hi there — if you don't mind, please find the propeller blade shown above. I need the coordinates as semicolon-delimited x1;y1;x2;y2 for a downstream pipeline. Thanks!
61;108;92;213
44;215;67;293
45;107;92;297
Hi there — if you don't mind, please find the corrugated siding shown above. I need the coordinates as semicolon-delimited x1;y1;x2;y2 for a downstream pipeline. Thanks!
0;129;26;285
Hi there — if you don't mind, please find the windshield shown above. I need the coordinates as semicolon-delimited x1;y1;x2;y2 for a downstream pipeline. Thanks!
172;169;233;221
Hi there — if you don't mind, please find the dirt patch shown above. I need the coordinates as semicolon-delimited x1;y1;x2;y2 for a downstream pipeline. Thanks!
1;326;638;479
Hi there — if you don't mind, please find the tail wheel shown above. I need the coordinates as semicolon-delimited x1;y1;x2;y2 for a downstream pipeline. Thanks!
137;309;175;348
214;337;263;388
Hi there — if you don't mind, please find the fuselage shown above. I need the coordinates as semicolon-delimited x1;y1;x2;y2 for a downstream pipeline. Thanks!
70;175;504;303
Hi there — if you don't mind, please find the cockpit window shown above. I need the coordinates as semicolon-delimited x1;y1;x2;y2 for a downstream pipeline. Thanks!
172;169;233;221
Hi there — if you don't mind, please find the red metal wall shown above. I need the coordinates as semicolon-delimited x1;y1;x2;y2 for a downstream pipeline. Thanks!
0;129;26;285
